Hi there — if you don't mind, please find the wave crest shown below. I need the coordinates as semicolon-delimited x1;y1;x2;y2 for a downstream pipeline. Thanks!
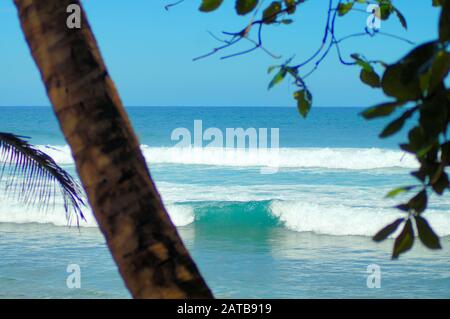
33;145;418;170
1;199;449;237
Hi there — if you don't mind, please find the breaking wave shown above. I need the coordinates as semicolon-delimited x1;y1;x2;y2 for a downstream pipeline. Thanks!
1;198;449;238
33;145;418;170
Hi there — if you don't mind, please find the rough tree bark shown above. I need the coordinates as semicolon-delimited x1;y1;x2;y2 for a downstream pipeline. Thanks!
14;0;213;298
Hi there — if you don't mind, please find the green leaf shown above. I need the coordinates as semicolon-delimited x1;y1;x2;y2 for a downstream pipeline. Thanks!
419;92;448;137
385;186;416;198
415;216;442;249
268;68;287;89
378;108;414;138
286;66;298;77
408;189;428;214
379;2;393;20
235;0;259;15
400;143;416;154
381;42;439;101
351;53;372;72
441;141;450;163
431;170;449;195
373;218;404;242
440;0;450;42
380;118;405;138
360;69;381;88
263;1;282;24
284;0;296;14
408;126;427;151
361;101;405;119
420;69;433;92
416;143;436;159
280;19;294;24
394;8;408;29
294;89;313;118
392;219;414;259
382;64;422;101
267;65;278;74
396;203;410;212
337;2;353;16
199;0;224;12
428;50;450;93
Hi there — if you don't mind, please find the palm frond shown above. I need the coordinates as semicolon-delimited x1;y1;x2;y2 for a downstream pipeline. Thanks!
0;132;86;225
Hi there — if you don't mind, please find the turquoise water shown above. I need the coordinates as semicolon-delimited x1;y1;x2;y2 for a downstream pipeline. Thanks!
1;106;450;298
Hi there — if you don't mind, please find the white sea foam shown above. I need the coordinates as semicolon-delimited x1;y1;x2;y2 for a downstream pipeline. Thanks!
166;205;195;227
32;145;418;170
1;195;449;237
0;143;447;237
36;145;74;165
0;199;194;228
141;146;419;170
269;200;450;237
0;200;97;227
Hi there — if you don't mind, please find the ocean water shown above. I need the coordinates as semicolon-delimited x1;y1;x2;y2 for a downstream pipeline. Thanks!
1;106;450;298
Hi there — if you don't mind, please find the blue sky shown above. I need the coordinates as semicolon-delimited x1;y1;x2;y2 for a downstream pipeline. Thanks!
0;1;441;107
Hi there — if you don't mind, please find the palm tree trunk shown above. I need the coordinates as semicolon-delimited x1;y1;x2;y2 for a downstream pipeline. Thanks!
14;0;212;299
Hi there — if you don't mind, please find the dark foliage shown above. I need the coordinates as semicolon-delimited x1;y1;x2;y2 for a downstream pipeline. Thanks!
0;132;86;225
